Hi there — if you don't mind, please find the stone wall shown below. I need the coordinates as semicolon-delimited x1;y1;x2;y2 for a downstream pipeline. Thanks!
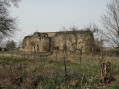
22;32;50;52
52;30;94;52
22;30;94;53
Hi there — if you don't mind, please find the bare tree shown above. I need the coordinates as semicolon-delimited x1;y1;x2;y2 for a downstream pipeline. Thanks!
86;24;104;54
68;26;95;64
101;0;119;47
0;0;20;38
77;31;93;64
69;26;79;53
63;31;68;81
60;27;68;80
60;26;96;64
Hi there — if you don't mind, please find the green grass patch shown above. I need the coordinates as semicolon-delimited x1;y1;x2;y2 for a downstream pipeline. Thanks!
107;84;119;89
0;56;27;64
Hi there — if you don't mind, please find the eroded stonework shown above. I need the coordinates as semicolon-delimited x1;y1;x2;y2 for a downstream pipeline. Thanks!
22;30;94;52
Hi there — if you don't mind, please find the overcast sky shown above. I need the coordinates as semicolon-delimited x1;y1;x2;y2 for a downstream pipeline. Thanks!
10;0;109;42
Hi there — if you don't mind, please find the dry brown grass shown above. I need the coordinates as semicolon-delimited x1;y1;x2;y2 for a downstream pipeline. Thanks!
0;53;119;89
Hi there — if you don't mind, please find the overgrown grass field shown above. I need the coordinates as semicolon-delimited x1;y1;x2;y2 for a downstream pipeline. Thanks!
0;54;119;89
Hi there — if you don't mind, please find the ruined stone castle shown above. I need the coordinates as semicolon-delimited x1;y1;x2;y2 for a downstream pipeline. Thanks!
22;30;94;53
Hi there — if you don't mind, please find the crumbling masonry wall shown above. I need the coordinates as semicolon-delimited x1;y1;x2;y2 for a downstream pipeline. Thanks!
22;31;94;52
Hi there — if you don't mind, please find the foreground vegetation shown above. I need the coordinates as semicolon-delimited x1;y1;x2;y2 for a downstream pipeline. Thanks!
0;54;119;89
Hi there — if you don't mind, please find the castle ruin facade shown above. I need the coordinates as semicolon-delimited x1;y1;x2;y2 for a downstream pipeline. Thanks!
22;30;94;53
